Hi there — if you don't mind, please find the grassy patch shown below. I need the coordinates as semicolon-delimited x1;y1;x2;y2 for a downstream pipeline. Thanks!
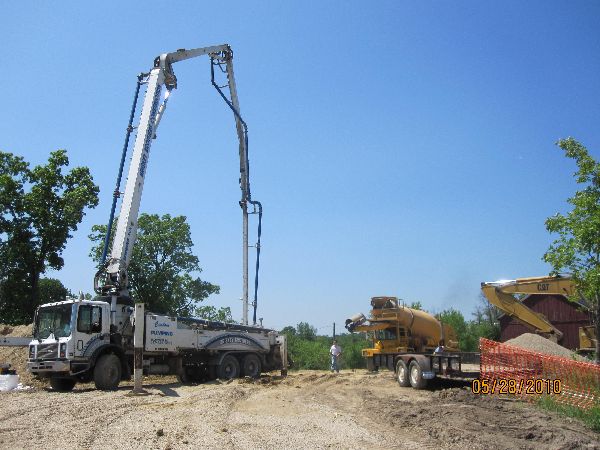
537;395;600;432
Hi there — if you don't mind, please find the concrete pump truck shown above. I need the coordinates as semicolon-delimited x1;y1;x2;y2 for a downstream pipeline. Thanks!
24;45;287;391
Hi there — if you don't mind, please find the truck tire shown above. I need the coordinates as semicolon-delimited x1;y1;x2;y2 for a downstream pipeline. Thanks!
242;354;261;379
94;354;122;390
395;360;410;387
178;367;198;384
50;377;76;392
408;360;427;390
217;355;240;380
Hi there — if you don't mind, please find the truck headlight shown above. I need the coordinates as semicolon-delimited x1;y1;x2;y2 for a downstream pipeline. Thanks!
29;345;35;359
60;343;67;358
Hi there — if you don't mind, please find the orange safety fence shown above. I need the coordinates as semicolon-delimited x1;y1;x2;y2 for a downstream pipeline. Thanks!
479;338;600;410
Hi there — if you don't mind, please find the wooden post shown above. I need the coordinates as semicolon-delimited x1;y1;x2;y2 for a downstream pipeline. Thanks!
333;322;336;339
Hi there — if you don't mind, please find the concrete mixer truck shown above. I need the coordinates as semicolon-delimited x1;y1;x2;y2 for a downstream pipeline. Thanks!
345;297;479;389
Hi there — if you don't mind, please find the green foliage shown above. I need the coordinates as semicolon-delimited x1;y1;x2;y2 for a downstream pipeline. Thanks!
537;395;600;432
543;138;600;363
438;308;476;351
38;278;72;304
89;213;220;317
338;333;371;369
296;322;317;341
194;305;233;322
0;150;99;324
438;305;500;352
280;323;371;370
288;337;330;370
280;326;296;336
408;301;423;310
471;293;501;341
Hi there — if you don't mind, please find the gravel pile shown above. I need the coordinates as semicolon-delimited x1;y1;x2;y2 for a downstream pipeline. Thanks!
504;333;580;359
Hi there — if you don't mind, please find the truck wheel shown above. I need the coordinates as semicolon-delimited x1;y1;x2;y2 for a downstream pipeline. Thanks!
50;377;76;392
218;355;240;380
178;367;198;384
182;366;204;384
395;360;410;387
94;354;122;390
242;354;262;379
408;360;427;390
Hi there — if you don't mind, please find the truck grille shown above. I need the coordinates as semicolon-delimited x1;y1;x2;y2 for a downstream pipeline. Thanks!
36;343;58;360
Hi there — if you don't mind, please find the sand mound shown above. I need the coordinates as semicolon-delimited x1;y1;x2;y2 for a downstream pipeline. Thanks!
1;324;33;337
0;323;42;388
504;333;581;359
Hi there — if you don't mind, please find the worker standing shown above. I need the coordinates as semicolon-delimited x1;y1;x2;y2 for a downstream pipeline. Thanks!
330;340;342;373
434;339;445;354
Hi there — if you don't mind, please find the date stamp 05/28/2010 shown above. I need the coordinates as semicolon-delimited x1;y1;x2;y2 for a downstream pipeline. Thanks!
472;378;562;395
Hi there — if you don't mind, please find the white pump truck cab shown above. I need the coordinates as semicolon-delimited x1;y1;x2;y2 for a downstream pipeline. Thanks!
25;44;287;391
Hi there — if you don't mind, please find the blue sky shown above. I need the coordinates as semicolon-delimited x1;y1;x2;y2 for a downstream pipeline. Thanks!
2;1;599;333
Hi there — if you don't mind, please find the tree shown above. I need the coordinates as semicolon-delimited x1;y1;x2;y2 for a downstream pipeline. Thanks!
38;278;72;304
0;150;99;324
471;293;501;341
280;326;297;337
296;322;317;341
543;137;600;363
89;213;220;317
408;301;423;310
195;305;233;322
438;308;479;351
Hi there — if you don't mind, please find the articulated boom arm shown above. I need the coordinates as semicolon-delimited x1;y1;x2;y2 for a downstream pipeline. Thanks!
481;275;575;340
97;44;259;325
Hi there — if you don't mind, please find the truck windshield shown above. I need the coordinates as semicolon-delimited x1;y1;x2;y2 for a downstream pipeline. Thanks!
375;328;397;340
35;304;73;339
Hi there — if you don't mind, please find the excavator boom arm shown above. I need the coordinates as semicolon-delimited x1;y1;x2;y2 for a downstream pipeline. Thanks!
480;275;576;340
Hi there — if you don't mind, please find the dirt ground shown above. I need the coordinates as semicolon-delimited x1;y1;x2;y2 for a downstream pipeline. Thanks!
0;370;598;450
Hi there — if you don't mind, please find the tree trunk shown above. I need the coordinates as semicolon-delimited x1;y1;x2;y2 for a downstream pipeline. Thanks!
27;269;41;324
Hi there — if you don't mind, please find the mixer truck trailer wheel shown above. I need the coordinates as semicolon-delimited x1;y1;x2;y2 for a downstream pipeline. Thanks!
395;360;411;387
94;354;122;390
408;360;427;390
50;377;76;392
217;355;240;380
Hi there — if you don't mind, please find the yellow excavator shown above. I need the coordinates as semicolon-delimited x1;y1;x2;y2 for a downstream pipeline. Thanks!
480;275;596;353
